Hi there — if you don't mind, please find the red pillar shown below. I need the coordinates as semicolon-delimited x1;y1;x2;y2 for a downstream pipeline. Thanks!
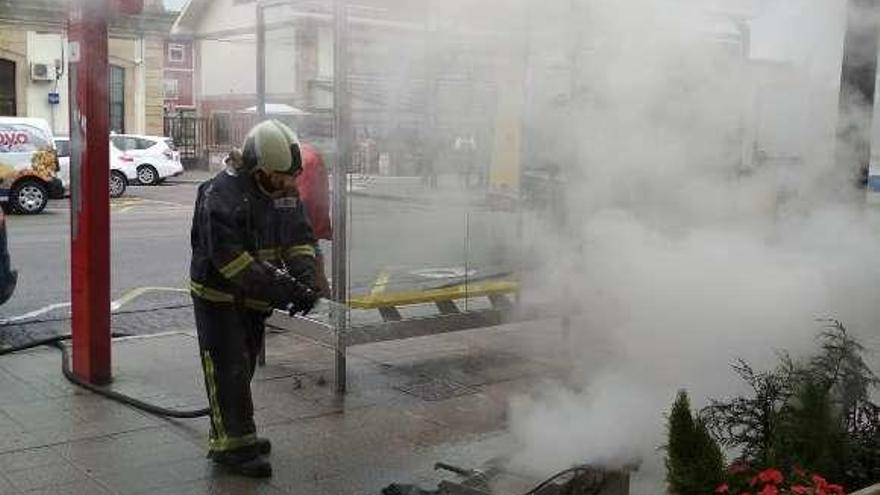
69;0;112;385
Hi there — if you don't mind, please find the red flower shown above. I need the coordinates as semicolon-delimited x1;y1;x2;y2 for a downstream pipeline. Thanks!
812;475;829;489
791;485;811;495
758;485;779;495
716;484;730;494
758;469;784;485
739;492;753;495
826;484;844;495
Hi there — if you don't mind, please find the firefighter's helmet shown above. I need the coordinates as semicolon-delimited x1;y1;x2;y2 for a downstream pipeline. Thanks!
241;120;303;175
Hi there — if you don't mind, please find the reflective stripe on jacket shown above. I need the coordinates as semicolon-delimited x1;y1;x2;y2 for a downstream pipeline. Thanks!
189;169;317;310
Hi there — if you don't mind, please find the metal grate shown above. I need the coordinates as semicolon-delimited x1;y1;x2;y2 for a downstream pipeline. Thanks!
395;376;478;402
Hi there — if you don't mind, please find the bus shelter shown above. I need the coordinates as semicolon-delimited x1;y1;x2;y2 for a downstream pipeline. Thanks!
255;0;564;393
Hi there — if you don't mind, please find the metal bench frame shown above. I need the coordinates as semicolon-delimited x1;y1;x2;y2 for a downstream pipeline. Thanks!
264;286;557;394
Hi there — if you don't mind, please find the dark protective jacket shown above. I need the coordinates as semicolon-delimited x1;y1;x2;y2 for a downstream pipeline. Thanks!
190;169;318;313
0;210;16;306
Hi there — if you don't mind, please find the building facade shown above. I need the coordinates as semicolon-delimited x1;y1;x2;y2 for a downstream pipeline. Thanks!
0;0;175;136
172;0;509;174
162;38;195;113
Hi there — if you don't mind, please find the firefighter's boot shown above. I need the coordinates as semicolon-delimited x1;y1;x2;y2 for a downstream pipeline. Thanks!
212;446;272;478
208;437;270;459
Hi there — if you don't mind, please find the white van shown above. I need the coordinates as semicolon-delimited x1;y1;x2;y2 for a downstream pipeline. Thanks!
0;117;64;214
55;137;135;198
110;134;184;185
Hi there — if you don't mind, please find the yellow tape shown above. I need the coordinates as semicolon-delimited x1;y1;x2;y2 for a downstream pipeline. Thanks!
190;281;234;303
219;252;254;279
255;249;278;261
350;280;519;310
191;281;271;311
209;433;258;452
202;351;227;445
286;244;316;258
244;299;272;312
370;271;390;296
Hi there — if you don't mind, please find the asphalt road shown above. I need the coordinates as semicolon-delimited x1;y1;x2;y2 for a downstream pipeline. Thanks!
0;174;519;330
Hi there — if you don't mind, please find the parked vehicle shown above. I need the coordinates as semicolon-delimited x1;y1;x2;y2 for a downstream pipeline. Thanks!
110;134;184;185
0;208;16;305
55;137;135;198
0;117;65;214
869;163;880;192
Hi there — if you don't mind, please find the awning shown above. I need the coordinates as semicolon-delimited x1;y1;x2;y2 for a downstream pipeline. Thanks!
241;103;311;116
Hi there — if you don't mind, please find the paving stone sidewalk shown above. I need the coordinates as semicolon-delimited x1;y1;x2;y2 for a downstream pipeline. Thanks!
0;314;589;495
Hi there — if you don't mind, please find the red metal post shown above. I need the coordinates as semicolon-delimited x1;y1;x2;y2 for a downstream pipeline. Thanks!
111;0;143;15
68;0;112;385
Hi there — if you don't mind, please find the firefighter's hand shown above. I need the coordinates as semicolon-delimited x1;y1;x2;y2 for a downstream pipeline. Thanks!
288;287;319;316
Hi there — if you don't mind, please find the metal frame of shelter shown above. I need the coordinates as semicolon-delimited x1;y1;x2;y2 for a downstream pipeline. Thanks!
253;0;554;394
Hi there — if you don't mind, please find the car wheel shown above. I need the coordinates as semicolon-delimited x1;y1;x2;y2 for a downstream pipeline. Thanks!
110;171;127;198
137;165;159;186
10;180;48;215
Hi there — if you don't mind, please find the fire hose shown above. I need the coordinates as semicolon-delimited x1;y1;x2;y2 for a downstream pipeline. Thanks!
0;333;211;419
0;264;330;420
383;463;608;495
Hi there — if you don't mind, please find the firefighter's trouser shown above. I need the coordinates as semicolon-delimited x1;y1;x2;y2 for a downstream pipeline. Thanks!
193;296;267;453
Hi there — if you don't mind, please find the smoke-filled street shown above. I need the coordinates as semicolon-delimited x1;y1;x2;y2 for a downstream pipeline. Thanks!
0;174;519;339
3;0;880;493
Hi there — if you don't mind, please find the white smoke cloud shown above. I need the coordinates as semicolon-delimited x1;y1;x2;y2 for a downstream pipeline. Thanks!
506;0;880;492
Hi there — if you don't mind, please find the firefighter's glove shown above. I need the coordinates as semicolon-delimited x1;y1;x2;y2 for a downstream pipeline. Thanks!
260;261;319;316
287;286;319;316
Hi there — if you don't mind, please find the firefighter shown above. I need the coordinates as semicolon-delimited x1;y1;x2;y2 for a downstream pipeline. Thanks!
190;120;320;477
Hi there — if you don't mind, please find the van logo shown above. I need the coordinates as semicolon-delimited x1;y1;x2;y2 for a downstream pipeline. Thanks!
0;132;29;147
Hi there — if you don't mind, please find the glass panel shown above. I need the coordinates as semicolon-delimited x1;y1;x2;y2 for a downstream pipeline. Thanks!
212;113;230;145
55;139;70;157
260;1;533;334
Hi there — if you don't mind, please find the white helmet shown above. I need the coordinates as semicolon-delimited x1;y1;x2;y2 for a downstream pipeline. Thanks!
241;120;302;175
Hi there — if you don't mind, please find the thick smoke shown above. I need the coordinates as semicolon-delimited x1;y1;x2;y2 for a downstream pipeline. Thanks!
506;0;880;492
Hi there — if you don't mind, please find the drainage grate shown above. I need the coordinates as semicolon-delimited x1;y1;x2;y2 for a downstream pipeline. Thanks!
395;376;479;402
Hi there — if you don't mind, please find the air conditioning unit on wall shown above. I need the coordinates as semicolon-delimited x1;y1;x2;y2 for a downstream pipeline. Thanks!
30;63;55;82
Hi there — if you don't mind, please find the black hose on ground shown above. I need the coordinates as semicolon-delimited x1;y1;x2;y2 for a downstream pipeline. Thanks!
0;302;194;329
0;334;209;419
0;333;139;356
0;334;76;355
522;466;604;495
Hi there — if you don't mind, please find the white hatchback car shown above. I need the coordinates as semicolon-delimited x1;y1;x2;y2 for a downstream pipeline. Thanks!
55;137;137;198
110;134;184;185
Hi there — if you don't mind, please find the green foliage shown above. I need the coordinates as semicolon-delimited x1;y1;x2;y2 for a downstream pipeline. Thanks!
702;359;796;467
776;379;847;480
666;390;725;495
814;321;880;489
699;321;880;491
